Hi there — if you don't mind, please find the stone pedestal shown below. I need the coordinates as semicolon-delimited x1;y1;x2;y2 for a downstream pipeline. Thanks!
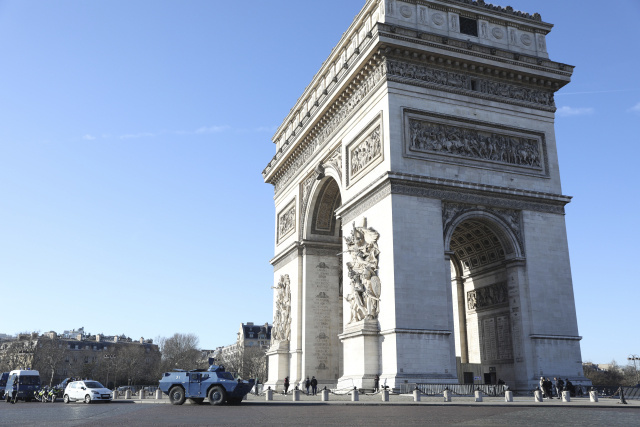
413;389;421;402
474;390;483;402
265;388;273;401
140;389;146;400
443;390;452;402
534;390;543;402
562;391;571;402
505;391;513;402
590;390;598;402
337;319;380;390
351;388;359;401
265;340;290;392
125;390;131;400
112;391;118;400
321;389;329;401
292;389;300;401
381;389;389;402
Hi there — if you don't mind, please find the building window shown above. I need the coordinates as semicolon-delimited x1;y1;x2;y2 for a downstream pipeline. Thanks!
459;17;478;37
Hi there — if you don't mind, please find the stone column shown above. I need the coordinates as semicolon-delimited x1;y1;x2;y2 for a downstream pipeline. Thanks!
446;251;468;365
505;257;534;391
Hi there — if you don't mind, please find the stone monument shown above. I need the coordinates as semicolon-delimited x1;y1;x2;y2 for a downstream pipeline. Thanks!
263;0;588;392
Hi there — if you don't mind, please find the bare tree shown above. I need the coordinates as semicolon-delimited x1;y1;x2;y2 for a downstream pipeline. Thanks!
157;333;202;372
31;337;68;386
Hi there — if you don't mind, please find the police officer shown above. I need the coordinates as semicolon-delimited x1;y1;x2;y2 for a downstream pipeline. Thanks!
10;377;18;404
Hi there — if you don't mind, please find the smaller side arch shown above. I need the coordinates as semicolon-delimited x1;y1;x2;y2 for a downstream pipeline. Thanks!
302;176;343;241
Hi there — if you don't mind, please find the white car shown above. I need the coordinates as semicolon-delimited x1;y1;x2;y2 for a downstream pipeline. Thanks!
63;380;112;404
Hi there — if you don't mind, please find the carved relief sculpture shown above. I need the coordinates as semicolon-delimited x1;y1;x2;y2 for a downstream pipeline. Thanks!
409;118;542;169
467;282;508;311
271;275;292;343
350;126;382;178
344;218;381;323
277;202;296;242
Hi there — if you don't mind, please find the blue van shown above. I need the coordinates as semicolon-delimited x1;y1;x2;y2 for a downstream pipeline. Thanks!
4;370;41;402
0;372;9;399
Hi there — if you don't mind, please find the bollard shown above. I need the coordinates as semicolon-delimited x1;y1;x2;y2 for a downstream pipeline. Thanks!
413;388;421;402
505;391;513;402
293;389;300;401
474;390;483;402
589;390;598;402
140;389;146;400
443;389;452;402
265;387;273;401
534;390;543;402
351;387;359;402
321;388;329;402
155;389;162;399
125;390;132;400
381;389;389;402
562;391;570;402
112;390;118;400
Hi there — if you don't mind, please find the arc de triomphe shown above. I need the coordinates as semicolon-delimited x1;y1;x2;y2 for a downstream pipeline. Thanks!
262;0;587;392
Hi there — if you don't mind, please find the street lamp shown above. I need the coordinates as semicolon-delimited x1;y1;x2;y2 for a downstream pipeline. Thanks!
104;354;116;389
628;355;640;385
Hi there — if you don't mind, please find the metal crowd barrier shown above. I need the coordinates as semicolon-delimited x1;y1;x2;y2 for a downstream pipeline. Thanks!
403;383;508;396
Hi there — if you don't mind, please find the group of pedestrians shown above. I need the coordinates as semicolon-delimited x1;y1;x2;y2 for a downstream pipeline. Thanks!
281;376;318;395
539;376;581;398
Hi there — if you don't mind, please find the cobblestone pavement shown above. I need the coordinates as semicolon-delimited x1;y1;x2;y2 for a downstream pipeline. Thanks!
1;394;638;426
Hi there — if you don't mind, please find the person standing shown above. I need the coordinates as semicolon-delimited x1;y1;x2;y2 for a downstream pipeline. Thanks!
283;377;290;395
555;377;564;398
304;377;310;395
374;375;380;392
10;377;18;404
310;376;318;396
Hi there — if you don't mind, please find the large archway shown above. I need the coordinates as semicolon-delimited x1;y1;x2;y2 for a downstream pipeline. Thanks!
446;214;521;386
300;176;343;388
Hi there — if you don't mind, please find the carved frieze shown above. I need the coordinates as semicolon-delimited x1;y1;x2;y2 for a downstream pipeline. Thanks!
272;61;386;195
387;59;555;108
299;174;316;239
277;200;296;243
468;282;508;311
409;119;541;169
323;145;343;181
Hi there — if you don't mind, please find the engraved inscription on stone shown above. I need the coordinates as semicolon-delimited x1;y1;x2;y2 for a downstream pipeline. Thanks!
481;313;513;362
408;118;542;169
277;201;296;242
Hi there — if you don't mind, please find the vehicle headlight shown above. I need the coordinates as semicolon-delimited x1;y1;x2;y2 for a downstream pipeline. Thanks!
92;391;99;394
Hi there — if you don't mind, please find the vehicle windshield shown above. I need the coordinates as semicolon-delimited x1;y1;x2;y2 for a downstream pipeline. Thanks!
217;372;235;381
84;381;105;388
19;376;40;385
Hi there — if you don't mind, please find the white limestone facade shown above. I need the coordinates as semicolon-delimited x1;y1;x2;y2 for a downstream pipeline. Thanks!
263;0;588;392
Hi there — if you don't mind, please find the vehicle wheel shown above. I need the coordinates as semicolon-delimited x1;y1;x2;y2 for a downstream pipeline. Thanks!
168;387;186;405
63;395;70;404
208;386;226;405
84;395;91;404
188;398;204;405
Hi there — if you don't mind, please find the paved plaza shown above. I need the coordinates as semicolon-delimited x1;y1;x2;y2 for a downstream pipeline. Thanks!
1;393;637;426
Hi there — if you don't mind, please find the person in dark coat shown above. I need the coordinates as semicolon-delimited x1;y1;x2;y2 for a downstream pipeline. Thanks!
543;378;553;399
283;377;290;395
374;375;380;392
555;377;564;398
310;376;318;396
304;377;310;395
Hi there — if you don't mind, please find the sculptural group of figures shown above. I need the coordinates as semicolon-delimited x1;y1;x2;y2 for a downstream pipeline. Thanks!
350;127;381;177
409;119;542;168
467;282;508;311
344;219;381;323
271;274;292;342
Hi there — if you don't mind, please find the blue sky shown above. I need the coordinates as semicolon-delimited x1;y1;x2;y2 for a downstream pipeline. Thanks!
1;0;638;367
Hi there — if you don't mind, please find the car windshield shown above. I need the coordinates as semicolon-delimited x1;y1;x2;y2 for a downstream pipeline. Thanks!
217;372;235;381
19;376;40;385
84;381;105;388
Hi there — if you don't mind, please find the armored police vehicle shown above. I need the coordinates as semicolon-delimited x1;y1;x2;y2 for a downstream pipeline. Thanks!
158;364;254;405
